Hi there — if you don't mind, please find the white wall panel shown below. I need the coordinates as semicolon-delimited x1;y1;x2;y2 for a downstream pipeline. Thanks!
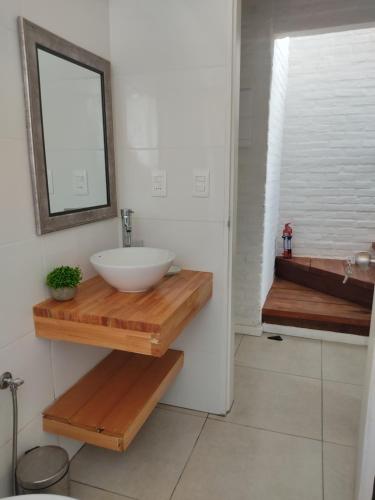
0;1;116;493
110;0;236;414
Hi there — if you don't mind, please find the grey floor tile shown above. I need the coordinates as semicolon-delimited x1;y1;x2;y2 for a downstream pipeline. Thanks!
172;419;323;500
157;402;208;418
323;442;356;500
236;333;322;378
70;481;134;500
323;342;367;385
210;365;322;439
70;408;205;500
323;381;363;446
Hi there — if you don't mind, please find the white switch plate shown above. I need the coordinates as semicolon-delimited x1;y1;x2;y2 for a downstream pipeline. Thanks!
73;169;89;195
193;168;210;197
151;169;167;197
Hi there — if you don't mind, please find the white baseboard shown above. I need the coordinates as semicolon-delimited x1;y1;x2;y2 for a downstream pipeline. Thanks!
262;323;369;346
235;323;262;336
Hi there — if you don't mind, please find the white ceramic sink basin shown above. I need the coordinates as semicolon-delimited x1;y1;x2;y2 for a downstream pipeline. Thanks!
90;247;175;292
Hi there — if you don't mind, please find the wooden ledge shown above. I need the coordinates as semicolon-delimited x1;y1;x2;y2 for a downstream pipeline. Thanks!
263;278;370;336
275;257;374;308
43;349;184;451
34;270;212;357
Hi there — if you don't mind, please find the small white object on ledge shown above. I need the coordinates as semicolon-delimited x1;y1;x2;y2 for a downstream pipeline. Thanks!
166;265;182;276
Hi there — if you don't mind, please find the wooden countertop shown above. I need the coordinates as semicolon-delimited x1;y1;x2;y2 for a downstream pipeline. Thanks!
34;269;213;357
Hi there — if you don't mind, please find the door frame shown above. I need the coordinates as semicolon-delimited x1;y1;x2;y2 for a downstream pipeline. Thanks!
224;0;241;412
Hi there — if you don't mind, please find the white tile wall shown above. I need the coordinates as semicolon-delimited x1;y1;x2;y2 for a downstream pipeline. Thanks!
0;1;237;493
51;341;111;398
113;68;227;150
0;28;27;141
21;0;110;58
0;334;54;448
0;140;35;245
236;0;375;331
0;441;12;498
116;146;226;223
109;0;235;414
108;0;229;74
357;304;375;500
0;1;117;496
0;239;45;349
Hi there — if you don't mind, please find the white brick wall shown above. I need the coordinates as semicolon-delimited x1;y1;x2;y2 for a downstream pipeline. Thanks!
278;28;375;258
234;0;273;333
261;37;289;304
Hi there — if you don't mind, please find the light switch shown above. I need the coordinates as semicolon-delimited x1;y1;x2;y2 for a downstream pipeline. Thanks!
73;169;88;195
193;169;210;197
151;169;167;197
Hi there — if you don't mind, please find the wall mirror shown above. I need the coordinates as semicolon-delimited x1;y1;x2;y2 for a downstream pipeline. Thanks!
18;18;117;234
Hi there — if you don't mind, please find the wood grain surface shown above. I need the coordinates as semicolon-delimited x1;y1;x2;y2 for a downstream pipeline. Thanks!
34;270;213;356
43;349;184;451
263;278;371;336
275;257;374;307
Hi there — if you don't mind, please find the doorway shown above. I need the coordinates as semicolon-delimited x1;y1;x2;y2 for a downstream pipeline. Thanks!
262;27;375;341
231;23;375;500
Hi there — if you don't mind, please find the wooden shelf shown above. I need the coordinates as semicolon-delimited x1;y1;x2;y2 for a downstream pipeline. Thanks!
33;270;212;357
43;349;184;451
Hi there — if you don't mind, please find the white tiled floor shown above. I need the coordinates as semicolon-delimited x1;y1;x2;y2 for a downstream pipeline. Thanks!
322;342;367;385
210;365;322;439
70;334;366;500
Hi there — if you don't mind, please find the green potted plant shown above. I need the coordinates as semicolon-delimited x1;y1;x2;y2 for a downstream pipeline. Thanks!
46;266;83;301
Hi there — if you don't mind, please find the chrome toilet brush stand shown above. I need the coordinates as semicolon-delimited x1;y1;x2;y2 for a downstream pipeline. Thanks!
0;372;24;496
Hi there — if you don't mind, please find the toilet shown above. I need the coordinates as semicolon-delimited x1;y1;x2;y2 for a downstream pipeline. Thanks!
3;496;74;499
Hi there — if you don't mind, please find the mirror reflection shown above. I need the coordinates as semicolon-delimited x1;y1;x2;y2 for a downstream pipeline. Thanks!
37;48;109;214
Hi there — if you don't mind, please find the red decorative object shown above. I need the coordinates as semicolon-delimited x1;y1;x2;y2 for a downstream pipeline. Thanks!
282;223;293;258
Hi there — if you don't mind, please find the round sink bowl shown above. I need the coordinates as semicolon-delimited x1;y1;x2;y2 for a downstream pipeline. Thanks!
90;247;175;292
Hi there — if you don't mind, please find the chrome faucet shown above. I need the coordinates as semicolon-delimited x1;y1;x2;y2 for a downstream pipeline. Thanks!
121;208;134;247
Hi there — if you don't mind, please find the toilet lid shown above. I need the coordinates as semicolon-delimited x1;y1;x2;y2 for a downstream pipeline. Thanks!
3;496;74;499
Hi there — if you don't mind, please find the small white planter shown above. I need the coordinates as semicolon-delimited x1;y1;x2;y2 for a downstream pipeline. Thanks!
50;287;77;301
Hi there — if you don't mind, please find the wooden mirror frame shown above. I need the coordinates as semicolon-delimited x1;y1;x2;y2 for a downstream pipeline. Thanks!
18;17;117;234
